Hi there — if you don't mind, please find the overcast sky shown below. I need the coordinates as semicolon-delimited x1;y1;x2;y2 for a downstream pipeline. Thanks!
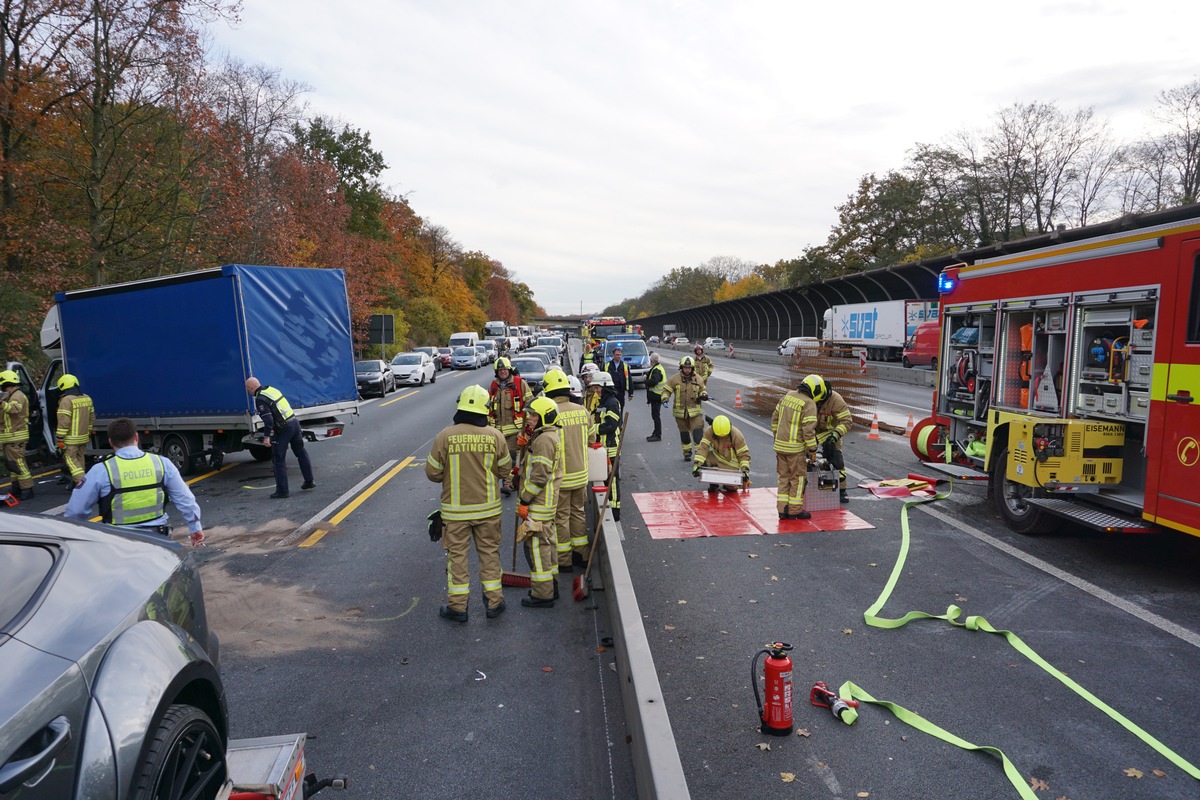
210;1;1198;315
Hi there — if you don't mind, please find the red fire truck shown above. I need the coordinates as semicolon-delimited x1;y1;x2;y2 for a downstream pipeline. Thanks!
910;204;1200;538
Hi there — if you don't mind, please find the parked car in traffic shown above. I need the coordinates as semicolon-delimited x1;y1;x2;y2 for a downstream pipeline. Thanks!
478;340;498;364
436;347;454;368
521;349;554;369
526;346;561;366
390;352;437;385
413;346;442;371
672;336;690;347
509;356;548;393
704;337;726;350
356;359;395;396
0;513;228;800
452;346;480;370
778;336;820;356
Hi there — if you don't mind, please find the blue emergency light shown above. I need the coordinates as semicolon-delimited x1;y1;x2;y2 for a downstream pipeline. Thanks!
937;273;956;294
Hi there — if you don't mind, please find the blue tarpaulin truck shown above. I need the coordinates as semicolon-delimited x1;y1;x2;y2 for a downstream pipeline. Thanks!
30;264;359;474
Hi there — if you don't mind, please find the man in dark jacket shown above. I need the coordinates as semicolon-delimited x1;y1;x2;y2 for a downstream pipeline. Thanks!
246;376;315;498
605;346;634;409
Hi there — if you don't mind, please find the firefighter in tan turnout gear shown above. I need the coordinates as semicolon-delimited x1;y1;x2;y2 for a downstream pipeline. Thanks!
543;367;596;573
0;370;34;500
426;385;514;622
771;375;820;520
517;396;564;608
692;414;751;493
488;356;533;495
55;374;94;489
809;374;853;503
663;356;708;461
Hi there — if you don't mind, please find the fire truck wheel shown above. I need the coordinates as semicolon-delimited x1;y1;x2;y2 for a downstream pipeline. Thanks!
990;447;1061;535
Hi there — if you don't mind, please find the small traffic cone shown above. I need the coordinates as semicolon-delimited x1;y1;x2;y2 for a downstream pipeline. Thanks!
904;414;914;435
734;390;743;409
867;414;882;441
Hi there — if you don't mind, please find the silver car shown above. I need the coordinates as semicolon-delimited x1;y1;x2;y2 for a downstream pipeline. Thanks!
0;513;227;799
452;346;480;370
390;352;437;385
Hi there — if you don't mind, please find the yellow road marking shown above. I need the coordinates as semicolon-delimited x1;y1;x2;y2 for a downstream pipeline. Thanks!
359;596;421;621
187;463;240;485
298;456;414;547
381;390;419;407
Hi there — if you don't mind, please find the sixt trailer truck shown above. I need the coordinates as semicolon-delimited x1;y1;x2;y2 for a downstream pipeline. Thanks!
821;299;938;361
36;264;359;474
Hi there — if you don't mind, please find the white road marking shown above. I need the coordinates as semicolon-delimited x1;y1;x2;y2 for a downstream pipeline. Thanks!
281;459;400;546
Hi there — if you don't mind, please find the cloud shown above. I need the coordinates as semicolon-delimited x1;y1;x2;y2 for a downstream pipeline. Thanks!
211;0;1199;314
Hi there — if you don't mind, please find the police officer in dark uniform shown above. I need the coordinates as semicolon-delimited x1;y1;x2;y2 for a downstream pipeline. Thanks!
246;376;315;498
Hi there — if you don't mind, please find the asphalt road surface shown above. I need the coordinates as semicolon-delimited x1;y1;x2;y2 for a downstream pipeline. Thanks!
15;346;1200;800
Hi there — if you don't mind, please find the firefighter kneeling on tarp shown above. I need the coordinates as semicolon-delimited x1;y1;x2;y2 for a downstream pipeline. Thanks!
517;396;564;608
692;414;750;493
808;374;853;504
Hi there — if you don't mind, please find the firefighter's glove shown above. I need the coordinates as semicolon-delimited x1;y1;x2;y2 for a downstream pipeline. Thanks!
692;465;701;478
829;431;841;443
699;393;709;401
427;510;444;542
516;503;530;519
741;467;750;480
516;432;529;448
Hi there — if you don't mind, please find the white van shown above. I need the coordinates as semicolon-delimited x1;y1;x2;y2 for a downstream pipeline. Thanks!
778;336;820;356
448;331;480;349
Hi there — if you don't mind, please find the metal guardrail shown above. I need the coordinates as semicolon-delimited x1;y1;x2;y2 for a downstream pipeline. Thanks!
597;512;692;800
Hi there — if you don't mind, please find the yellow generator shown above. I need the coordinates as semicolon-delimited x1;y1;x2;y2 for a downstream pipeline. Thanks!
1006;418;1124;490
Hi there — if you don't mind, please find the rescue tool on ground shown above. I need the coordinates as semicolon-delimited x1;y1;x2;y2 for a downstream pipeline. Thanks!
810;681;859;723
752;642;794;736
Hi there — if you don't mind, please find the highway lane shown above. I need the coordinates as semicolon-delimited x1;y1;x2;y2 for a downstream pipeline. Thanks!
613;362;1200;799
17;364;636;799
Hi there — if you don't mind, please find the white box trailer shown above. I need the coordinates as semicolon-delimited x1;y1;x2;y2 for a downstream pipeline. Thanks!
821;300;937;361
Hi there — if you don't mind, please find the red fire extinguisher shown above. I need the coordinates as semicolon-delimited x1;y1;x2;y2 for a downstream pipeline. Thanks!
752;642;794;736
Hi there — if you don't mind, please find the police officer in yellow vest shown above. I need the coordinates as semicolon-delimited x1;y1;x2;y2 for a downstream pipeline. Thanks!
55;374;95;489
0;370;34;500
426;385;514;622
64;418;205;544
246;376;315;498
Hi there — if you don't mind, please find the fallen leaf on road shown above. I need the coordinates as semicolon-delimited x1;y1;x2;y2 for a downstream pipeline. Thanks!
664;624;676;631
795;728;810;737
1124;768;1143;778
842;628;853;635
1152;770;1166;777
748;553;760;558
1030;777;1050;791
541;666;553;673
780;773;795;783
868;563;877;567
771;575;779;581
756;743;771;751
595;646;607;653
856;793;869;798
677;600;688;604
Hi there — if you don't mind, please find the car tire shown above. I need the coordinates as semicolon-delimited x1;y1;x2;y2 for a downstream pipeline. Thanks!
902;356;912;368
132;704;227;800
419;374;426;386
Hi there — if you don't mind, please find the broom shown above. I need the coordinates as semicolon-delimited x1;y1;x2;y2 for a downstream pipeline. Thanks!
502;442;532;588
574;411;628;602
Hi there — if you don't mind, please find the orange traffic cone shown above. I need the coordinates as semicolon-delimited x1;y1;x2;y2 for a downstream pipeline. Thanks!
734;389;743;409
904;414;914;435
867;414;882;441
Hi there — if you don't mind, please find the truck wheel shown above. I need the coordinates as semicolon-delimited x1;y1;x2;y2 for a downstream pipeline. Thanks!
132;704;226;800
248;444;272;462
161;434;193;476
991;447;1060;535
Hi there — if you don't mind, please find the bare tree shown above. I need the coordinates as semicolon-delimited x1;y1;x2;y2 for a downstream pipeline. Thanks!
208;57;308;181
1152;78;1200;204
1064;121;1122;226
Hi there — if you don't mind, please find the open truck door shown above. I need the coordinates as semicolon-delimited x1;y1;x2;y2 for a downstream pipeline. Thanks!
1146;238;1200;535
